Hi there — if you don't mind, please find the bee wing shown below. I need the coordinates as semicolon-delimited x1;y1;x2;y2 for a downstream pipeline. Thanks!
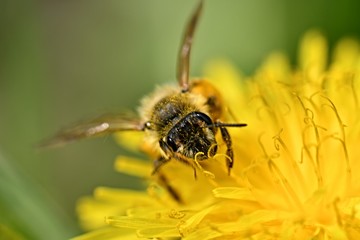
40;113;144;147
177;0;203;92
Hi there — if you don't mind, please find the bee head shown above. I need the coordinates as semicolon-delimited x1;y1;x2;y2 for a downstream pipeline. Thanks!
164;111;217;159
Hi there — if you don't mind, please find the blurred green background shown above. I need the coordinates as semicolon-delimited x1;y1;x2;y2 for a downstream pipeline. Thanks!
1;0;360;239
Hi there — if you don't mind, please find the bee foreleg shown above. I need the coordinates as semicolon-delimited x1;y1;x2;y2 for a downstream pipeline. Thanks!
173;152;198;179
159;139;198;178
157;173;183;203
218;121;234;175
152;156;169;175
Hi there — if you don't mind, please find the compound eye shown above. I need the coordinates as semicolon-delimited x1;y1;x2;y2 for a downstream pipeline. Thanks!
166;136;178;152
194;112;213;126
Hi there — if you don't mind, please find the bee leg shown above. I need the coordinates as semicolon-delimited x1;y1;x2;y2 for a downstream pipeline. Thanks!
151;156;169;175
159;139;198;179
218;122;234;175
173;152;198;179
157;172;183;203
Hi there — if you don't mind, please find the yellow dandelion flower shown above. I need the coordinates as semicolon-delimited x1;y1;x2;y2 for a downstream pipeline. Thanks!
73;31;360;240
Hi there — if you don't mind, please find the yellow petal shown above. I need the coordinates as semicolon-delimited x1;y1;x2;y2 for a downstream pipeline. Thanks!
212;187;256;201
178;206;215;236
105;216;178;229
114;156;152;177
203;59;248;117
137;227;180;238
332;38;360;71
71;227;136;240
113;131;143;152
298;30;328;83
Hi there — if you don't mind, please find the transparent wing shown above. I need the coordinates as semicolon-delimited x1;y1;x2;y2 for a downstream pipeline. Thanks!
40;113;144;147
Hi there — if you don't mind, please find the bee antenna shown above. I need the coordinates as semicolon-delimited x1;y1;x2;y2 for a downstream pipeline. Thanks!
177;0;204;92
205;123;247;128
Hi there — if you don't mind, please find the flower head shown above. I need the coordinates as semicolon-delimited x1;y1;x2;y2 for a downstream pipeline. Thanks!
73;31;360;240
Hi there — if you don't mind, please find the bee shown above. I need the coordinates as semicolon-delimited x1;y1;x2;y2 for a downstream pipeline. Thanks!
42;0;246;177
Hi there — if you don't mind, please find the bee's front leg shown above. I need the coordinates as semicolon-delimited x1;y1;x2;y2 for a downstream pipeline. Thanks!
217;121;234;175
151;156;169;175
158;139;198;179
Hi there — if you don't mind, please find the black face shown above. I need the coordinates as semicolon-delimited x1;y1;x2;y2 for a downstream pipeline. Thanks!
164;112;217;160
